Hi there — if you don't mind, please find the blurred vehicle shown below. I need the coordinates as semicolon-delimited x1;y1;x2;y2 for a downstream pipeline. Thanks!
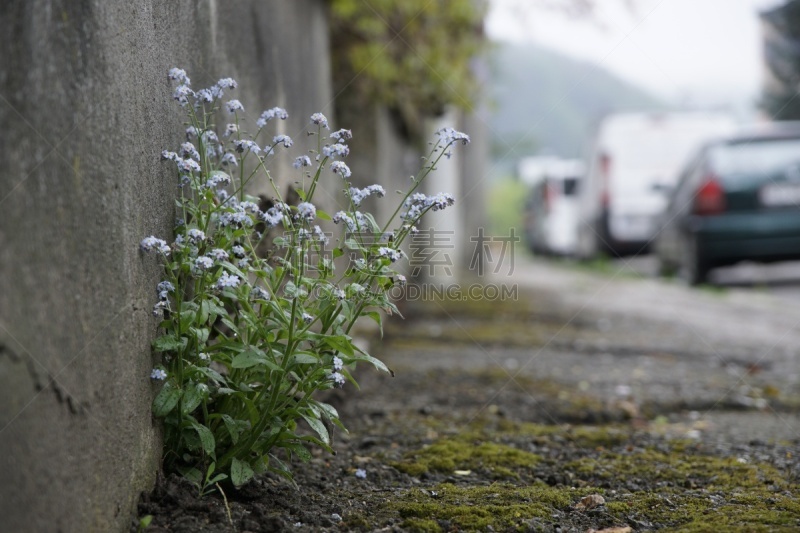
576;112;737;259
523;160;583;256
655;122;800;285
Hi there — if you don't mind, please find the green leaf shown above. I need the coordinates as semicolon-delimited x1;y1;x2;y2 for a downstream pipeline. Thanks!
195;366;227;385
283;442;312;462
191;421;216;457
221;261;247;280
344;238;363;250
333;247;344;259
220;317;239;334
231;457;255;488
138;515;153;529
323;335;355;357
178;466;203;487
314;400;340;421
362;212;381;232
207;473;228;485
221;288;239;301
190;327;209;345
180;309;197;331
266;454;293;481
365;311;384;336
301;413;330;445
152;382;183;417
356;352;393;376
222;414;242;445
284;281;299;297
208;300;227;317
152;335;185;353
317;209;332;221
199;300;210;324
181;385;204;414
181;427;202;451
293;352;319;364
231;347;279;370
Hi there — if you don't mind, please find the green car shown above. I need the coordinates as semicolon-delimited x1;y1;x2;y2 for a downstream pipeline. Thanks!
655;123;800;285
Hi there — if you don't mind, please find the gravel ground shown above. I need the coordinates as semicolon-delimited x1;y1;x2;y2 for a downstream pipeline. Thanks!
133;256;800;532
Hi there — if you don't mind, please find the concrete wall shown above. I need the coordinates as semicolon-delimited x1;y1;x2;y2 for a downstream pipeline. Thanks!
0;1;331;532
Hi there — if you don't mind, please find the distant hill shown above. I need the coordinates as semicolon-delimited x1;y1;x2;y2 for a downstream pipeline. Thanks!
489;42;664;172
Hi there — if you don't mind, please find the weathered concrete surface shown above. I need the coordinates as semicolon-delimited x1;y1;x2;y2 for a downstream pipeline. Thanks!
0;1;330;532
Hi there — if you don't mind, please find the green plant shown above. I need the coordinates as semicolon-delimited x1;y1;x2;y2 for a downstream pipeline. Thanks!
140;68;469;488
329;0;486;140
136;515;152;532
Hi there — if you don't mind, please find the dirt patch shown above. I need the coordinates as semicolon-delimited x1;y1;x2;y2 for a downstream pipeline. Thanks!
133;288;800;532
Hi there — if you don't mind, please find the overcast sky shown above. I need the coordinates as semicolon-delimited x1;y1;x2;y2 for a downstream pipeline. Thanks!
485;0;787;111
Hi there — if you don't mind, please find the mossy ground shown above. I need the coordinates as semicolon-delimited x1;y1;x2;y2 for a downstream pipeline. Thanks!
325;416;799;532
137;289;800;532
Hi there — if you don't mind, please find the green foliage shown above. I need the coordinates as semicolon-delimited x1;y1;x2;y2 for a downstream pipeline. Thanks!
486;177;528;236
330;0;486;140
142;69;469;488
136;515;152;532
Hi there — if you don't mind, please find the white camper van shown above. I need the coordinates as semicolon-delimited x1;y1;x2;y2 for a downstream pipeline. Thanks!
576;112;736;258
522;159;584;256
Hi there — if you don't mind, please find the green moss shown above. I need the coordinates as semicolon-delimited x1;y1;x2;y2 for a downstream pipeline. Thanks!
490;419;630;449
400;517;442;533
383;425;800;532
391;435;541;479
393;484;580;532
565;448;789;490
561;447;800;531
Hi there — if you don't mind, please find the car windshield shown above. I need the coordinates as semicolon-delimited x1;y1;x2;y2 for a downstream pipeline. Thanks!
712;138;800;179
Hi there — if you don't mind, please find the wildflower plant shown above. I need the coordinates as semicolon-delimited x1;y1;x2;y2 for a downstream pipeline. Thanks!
141;68;468;489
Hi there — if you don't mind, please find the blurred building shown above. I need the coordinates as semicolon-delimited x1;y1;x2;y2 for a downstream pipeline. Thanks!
760;0;800;119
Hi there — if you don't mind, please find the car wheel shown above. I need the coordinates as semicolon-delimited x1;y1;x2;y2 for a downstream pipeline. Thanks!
679;234;710;286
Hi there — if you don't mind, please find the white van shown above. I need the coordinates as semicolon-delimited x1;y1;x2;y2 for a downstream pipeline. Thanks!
523;159;583;256
576;112;737;258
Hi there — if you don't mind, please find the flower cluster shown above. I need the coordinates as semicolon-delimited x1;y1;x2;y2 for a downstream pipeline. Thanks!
332;210;367;232
141;67;468;490
141;236;170;255
400;192;455;221
257;107;288;128
293;155;312;169
349;185;386;207
296;202;317;221
330;161;351;178
322;143;349;158
310;112;329;129
437;127;471;146
377;247;404;263
169;71;242;110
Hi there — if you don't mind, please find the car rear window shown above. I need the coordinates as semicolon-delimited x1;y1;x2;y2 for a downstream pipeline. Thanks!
711;138;800;179
563;177;579;196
